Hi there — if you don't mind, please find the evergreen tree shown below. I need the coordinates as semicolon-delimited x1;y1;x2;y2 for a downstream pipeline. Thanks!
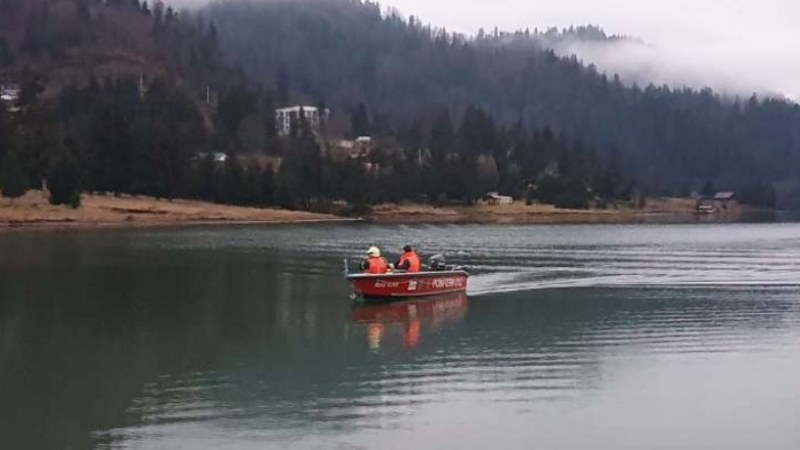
260;164;275;206
220;156;244;204
701;180;715;197
217;77;256;142
0;106;10;162
476;154;499;193
276;66;290;106
48;153;82;208
0;151;27;203
0;37;14;68
425;109;455;199
278;122;323;210
458;105;496;155
351;103;370;137
188;154;217;200
20;6;44;56
241;162;262;205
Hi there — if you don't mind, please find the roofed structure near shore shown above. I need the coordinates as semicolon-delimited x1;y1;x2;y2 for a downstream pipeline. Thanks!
713;192;737;210
1;83;20;111
484;192;514;205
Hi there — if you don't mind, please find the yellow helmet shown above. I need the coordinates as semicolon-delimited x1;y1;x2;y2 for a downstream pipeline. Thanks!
367;246;381;257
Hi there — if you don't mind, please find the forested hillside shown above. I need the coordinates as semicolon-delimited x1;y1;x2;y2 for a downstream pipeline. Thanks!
0;0;795;212
206;0;800;198
0;0;223;97
0;0;228;203
0;0;642;212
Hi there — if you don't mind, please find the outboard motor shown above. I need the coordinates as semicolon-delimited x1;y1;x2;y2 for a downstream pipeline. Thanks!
429;253;447;271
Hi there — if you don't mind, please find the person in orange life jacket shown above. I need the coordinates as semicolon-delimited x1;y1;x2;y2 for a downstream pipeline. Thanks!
361;246;392;274
395;245;421;273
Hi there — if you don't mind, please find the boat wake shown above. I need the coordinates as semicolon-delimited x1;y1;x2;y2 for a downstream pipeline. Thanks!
468;270;800;296
466;241;800;296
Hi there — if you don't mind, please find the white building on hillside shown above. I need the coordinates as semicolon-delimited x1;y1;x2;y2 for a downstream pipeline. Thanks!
1;84;20;110
275;106;330;136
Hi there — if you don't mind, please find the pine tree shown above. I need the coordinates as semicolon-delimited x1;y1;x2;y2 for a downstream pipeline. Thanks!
0;151;28;204
0;106;10;162
260;164;275;206
0;37;14;68
220;156;244;204
48;153;82;208
20;7;43;56
240;162;262;205
351;103;370;137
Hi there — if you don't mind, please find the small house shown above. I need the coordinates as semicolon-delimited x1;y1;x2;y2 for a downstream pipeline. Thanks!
194;152;229;164
696;199;715;214
484;192;513;205
1;84;20;111
329;138;371;161
713;192;737;210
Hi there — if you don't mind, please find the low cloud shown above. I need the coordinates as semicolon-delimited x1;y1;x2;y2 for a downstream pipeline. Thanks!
389;0;800;101
549;38;795;100
170;0;800;101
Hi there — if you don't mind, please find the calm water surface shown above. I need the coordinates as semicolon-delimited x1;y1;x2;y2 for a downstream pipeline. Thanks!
1;223;799;449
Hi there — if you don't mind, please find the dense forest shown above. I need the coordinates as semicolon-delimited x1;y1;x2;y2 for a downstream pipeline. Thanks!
1;71;631;211
0;0;640;211
205;0;798;203
0;0;794;210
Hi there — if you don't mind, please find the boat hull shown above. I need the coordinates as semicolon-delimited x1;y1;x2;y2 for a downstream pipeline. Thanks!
347;271;468;299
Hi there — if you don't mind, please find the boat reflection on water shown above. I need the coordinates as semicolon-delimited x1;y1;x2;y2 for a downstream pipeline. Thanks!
350;292;469;350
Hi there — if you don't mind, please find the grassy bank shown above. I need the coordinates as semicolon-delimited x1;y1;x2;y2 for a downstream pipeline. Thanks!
369;198;717;224
0;193;766;230
0;191;348;230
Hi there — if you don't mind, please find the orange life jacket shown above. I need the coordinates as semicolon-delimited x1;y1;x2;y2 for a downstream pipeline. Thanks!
399;251;421;273
366;256;390;274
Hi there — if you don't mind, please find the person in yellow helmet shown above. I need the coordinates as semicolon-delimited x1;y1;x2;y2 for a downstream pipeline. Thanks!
361;246;391;274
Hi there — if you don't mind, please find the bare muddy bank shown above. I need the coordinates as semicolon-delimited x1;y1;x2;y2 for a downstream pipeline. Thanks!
0;193;774;230
0;191;352;230
367;200;775;224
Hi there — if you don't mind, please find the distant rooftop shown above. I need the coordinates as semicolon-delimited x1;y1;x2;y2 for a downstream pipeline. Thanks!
0;84;20;103
275;105;328;113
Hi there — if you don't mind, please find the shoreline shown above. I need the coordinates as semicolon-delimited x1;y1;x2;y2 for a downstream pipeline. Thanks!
0;217;363;231
0;192;775;231
0;191;354;232
367;199;774;225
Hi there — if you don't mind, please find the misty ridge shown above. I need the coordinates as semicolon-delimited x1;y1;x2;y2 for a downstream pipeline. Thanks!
171;0;797;102
470;20;794;102
545;36;793;102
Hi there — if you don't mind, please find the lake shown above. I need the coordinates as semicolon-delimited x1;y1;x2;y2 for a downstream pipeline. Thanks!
1;223;799;449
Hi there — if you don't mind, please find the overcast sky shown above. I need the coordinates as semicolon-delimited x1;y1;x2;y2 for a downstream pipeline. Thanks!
174;0;800;100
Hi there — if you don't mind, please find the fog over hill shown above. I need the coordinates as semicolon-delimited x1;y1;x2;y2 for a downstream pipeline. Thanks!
170;0;800;101
389;0;800;101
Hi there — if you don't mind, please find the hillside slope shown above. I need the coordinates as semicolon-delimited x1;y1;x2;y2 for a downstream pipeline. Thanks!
206;0;800;193
0;0;220;98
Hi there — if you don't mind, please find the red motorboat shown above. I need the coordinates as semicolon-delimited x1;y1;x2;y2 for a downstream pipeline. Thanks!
348;270;469;299
345;255;468;300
